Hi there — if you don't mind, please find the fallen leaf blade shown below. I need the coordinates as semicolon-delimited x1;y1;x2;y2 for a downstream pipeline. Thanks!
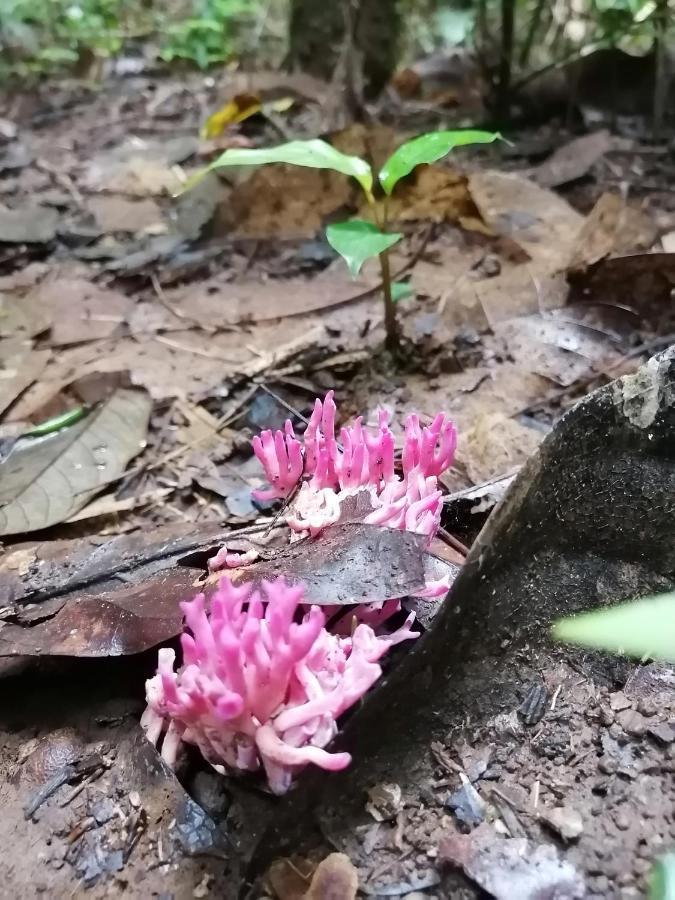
0;388;151;536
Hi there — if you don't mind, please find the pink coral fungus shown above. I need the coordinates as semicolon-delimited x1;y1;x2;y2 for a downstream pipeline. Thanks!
142;576;416;794
252;392;456;540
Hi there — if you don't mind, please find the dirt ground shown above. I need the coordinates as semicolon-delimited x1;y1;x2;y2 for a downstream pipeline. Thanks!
0;68;674;898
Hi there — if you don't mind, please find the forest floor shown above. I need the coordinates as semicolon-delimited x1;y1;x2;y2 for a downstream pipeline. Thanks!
0;67;674;899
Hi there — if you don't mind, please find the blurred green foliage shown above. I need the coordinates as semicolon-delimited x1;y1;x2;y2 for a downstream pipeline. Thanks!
0;0;263;78
0;0;669;83
159;0;257;68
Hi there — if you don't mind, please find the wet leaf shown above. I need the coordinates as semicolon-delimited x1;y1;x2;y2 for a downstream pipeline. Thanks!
553;592;675;662
0;568;200;657
326;220;402;276
227;523;431;605
0;519;257;606
202;139;373;196
0;388;151;536
379;130;500;196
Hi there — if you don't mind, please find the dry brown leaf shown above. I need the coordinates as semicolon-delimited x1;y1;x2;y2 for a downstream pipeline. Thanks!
0;293;52;340
305;853;358;900
26;277;134;346
0;387;151;536
0;344;50;418
87;196;164;234
524;130;612;188
219;163;354;239
163;273;372;326
567;192;658;272
0;203;59;243
457;413;543;484
266;857;314;900
383;166;479;225
65;487;172;523
461;265;568;327
0;262;49;292
9;315;322;413
468;171;584;269
83;136;194;195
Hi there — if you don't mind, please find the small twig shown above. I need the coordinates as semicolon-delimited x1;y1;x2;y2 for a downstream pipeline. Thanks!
58;769;101;807
256;383;311;425
438;527;469;558
151;272;207;332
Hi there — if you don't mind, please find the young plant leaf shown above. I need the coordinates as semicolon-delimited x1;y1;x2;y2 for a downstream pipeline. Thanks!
391;281;413;302
650;854;675;900
203;139;373;195
326;220;402;277
552;591;675;662
379;129;501;195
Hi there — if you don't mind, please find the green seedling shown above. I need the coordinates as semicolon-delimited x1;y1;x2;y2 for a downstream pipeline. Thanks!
553;590;675;663
194;130;500;352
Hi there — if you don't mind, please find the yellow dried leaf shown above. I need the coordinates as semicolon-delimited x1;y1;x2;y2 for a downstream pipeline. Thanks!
201;93;262;139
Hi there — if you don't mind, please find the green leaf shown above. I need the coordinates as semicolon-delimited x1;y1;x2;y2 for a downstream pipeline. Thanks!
379;129;501;195
204;139;373;195
650;855;675;900
326;220;402;277
391;281;413;302
552;591;675;662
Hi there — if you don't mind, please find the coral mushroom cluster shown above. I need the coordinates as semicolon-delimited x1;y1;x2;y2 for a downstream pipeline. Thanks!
253;391;456;541
142;577;416;794
143;393;457;793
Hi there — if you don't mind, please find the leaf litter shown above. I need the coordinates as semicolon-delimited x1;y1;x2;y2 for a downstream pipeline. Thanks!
0;63;674;900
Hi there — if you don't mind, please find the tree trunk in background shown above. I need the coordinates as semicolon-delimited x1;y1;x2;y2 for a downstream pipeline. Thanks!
497;0;515;119
288;0;401;98
652;0;669;138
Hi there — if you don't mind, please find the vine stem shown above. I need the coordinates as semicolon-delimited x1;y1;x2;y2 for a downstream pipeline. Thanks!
370;195;400;352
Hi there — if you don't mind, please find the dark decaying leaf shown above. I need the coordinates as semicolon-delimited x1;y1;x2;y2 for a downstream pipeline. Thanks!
227;523;430;605
567;252;675;322
0;569;201;657
0;517;457;657
0;519;254;606
0;388;151;537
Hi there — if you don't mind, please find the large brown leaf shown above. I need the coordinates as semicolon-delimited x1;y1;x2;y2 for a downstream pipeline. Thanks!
227;523;432;605
0;388;151;536
0;569;199;657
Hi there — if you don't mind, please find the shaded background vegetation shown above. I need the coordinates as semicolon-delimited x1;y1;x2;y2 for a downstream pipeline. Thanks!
1;0;672;126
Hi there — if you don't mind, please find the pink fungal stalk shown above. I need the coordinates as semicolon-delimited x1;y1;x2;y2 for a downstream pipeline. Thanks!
250;391;457;542
142;576;416;794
